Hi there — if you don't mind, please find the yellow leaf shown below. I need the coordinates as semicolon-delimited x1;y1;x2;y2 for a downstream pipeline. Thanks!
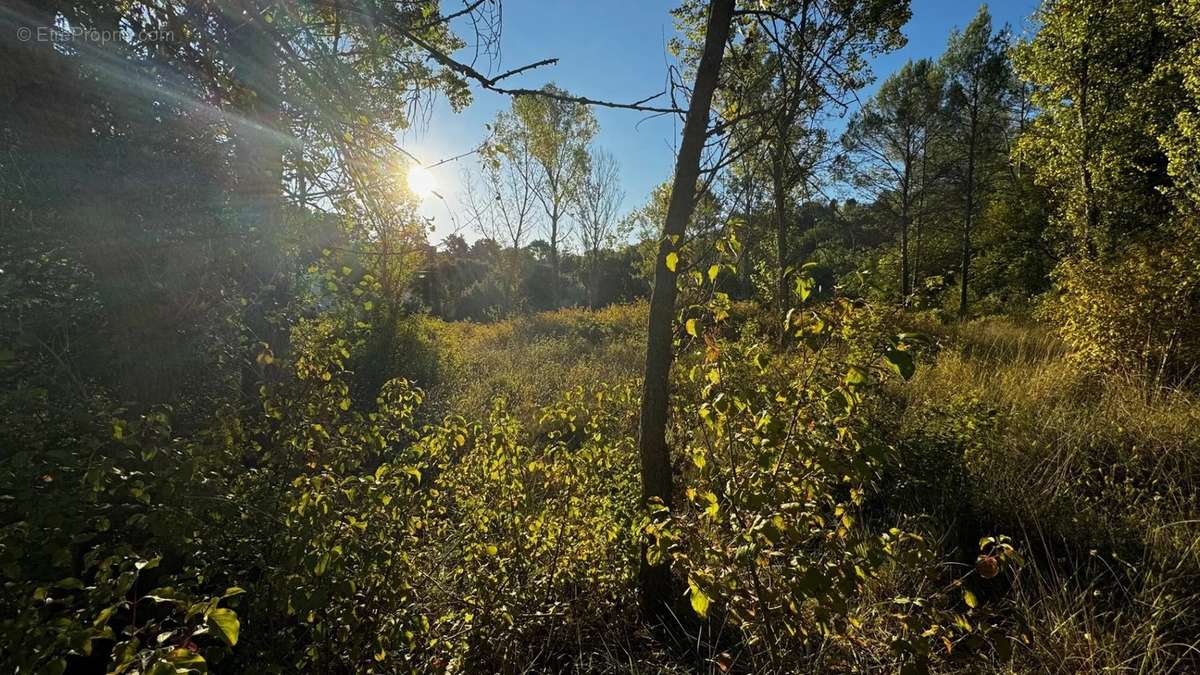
207;608;240;647
963;589;978;608
665;251;678;272
689;579;710;618
686;318;698;337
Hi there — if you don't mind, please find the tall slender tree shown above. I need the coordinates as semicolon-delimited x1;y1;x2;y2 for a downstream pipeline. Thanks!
637;0;909;616
842;58;946;300
682;0;910;323
499;85;597;304
637;0;736;618
464;130;540;252
1012;0;1169;256
571;147;625;307
941;6;1009;317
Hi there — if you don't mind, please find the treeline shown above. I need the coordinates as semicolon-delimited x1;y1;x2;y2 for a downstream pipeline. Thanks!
418;7;1050;326
414;234;648;319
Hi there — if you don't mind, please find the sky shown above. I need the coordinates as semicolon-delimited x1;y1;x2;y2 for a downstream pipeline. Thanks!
402;0;1042;246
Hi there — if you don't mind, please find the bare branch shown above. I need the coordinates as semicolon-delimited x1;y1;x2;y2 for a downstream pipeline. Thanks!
488;58;559;84
344;3;687;115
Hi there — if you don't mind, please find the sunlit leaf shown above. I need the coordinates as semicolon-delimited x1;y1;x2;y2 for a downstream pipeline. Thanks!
688;579;710;618
207;607;240;646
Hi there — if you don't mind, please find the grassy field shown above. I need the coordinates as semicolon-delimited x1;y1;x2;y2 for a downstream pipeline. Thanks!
401;306;1200;672
884;317;1200;672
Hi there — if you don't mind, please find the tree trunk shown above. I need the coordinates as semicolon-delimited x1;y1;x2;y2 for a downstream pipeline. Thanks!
900;161;911;299
959;110;977;319
773;154;789;332
550;207;561;306
913;141;930;294
587;247;599;308
636;0;734;620
226;2;286;402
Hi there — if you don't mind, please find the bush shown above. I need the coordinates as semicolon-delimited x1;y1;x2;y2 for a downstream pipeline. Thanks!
656;269;1021;673
1043;223;1200;386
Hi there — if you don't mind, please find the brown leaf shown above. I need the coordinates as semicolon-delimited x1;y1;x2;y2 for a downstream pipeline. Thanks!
976;554;1000;579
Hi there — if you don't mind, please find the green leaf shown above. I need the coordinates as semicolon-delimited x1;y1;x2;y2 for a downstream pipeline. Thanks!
665;251;679;272
93;604;118;628
844;366;868;387
883;348;915;380
207;607;240;647
689;579;710;618
146;661;176;675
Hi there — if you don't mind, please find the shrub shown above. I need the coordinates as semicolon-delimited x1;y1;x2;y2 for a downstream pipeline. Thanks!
656;265;1022;673
1043;223;1200;386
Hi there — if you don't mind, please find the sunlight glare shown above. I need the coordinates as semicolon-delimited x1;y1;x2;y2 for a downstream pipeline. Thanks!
406;164;437;199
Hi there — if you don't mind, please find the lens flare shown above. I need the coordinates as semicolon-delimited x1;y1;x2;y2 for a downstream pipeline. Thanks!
406;164;436;199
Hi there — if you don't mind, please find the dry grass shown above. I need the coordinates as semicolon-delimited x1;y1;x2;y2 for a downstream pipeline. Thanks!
402;307;1200;672
424;302;648;422
888;315;1200;672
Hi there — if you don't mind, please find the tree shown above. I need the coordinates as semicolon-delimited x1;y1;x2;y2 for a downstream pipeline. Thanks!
1157;0;1200;210
842;59;946;299
496;85;598;305
462;127;538;305
636;0;737;619
1013;0;1200;381
571;148;625;306
636;0;909;617
0;0;478;406
681;0;910;324
1012;0;1170;257
941;5;1010;317
465;135;540;252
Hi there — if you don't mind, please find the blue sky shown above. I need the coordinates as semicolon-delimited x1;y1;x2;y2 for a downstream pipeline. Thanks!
405;0;1042;245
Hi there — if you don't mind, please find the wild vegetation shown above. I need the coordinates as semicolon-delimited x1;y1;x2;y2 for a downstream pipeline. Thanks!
2;0;1199;673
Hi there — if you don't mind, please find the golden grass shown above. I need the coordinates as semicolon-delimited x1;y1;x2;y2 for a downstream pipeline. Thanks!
890;315;1200;672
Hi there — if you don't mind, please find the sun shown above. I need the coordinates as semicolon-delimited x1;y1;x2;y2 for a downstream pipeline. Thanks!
406;164;437;199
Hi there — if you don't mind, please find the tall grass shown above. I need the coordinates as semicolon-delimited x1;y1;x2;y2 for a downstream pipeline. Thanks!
888;316;1200;672
416;302;648;422
386;306;1200;671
